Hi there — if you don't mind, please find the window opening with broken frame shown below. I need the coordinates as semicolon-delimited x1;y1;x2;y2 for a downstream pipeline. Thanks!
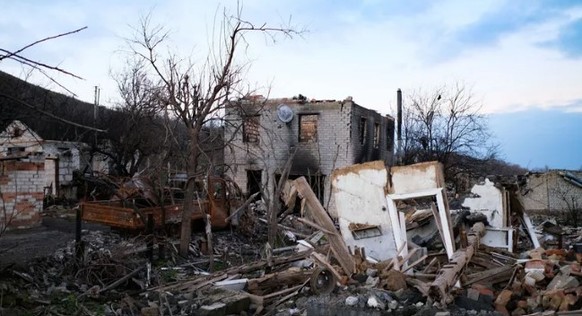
242;115;260;143
7;147;26;156
359;117;367;145
386;125;392;151
299;114;318;142
373;123;380;148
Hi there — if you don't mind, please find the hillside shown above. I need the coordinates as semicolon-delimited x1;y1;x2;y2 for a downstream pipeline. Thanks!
0;70;104;142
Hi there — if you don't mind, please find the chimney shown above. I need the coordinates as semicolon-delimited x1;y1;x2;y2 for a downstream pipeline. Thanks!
397;88;402;144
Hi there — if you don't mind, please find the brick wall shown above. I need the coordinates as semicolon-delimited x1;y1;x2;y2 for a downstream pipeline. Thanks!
521;171;582;213
224;98;394;217
0;160;44;230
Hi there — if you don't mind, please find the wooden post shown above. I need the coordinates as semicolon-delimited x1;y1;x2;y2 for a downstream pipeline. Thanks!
206;214;214;272
147;214;154;262
75;208;83;261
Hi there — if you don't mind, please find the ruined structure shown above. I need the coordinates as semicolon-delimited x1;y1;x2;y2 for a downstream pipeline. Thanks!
520;170;582;216
0;160;45;230
224;96;394;214
0;120;105;199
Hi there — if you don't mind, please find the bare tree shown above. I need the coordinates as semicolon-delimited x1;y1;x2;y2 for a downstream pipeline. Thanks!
128;8;298;255
95;60;169;176
401;83;498;186
551;176;582;226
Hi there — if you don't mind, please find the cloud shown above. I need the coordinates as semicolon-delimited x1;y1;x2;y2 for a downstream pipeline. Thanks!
2;0;582;118
545;18;582;58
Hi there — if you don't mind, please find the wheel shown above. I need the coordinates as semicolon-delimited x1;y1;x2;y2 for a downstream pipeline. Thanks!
310;266;336;295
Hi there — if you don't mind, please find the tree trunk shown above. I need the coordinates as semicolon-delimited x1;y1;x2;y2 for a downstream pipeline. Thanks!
179;127;201;256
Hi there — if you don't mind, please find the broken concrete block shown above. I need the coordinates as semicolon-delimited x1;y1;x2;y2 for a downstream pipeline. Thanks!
495;289;513;306
526;295;541;310
527;248;545;260
198;288;250;316
525;259;546;273
495;304;510;316
511;307;526;316
546;274;580;290
140;306;159;316
380;269;406;291
367;294;386;309
199;302;226;316
388;300;398;310
570;262;581;273
434;312;450;316
524;283;538;296
511;280;523;293
559;294;578;312
467;288;480;301
365;276;379;288
542;290;565;311
345;296;359;306
471;283;494;299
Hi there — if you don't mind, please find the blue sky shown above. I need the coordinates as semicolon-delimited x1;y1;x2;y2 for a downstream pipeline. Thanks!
489;109;581;170
1;0;581;170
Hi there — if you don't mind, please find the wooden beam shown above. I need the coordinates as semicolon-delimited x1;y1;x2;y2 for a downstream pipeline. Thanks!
293;177;355;275
429;223;486;305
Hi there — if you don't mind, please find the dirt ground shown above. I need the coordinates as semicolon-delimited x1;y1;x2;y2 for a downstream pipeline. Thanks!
0;216;107;270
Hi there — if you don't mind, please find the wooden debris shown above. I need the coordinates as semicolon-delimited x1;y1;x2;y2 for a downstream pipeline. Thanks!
293;177;355;276
429;222;486;304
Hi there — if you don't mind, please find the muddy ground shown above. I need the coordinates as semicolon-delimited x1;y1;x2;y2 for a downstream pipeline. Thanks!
0;216;107;270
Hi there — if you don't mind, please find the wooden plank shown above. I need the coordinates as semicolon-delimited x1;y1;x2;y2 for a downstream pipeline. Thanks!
464;265;515;286
311;252;343;282
294;217;337;236
293;177;355;275
471;254;503;269
429;223;486;304
403;254;428;273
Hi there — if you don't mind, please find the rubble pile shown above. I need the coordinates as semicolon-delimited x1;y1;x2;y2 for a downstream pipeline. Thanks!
1;161;581;315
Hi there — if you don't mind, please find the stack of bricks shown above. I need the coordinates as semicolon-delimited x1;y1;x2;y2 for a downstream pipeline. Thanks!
0;160;44;230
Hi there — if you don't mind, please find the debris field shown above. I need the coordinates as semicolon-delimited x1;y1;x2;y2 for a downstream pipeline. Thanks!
1;161;581;316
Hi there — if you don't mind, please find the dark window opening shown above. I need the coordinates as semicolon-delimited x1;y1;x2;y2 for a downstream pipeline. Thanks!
386;125;393;151
7;147;25;156
247;170;262;201
374;123;380;148
299;114;318;142
359;117;367;145
10;127;24;138
243;115;260;143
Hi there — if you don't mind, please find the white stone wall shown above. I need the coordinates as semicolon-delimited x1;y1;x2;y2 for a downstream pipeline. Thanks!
462;178;507;228
43;141;86;185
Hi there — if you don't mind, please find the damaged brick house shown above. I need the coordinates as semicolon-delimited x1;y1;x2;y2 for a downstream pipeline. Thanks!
0;120;103;230
520;170;582;222
224;95;394;214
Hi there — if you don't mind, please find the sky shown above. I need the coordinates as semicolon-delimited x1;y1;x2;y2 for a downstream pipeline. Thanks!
1;0;581;170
